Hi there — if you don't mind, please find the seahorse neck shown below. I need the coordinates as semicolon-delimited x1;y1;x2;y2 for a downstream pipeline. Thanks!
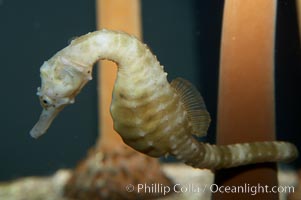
61;30;169;99
63;30;150;71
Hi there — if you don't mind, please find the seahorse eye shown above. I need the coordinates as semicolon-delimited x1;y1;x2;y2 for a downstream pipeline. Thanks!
40;95;53;108
40;99;49;108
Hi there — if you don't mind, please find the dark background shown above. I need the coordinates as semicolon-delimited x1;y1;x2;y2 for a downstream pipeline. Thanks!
0;0;299;180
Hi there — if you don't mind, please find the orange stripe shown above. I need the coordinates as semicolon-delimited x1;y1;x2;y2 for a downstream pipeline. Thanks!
96;0;141;148
215;0;278;199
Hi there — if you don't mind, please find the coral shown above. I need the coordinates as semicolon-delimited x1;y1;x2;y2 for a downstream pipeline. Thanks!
64;144;173;200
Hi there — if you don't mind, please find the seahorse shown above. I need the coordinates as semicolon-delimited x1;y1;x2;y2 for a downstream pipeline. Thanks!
30;29;298;169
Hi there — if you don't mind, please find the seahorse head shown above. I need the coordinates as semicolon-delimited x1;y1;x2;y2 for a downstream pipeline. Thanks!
30;54;91;139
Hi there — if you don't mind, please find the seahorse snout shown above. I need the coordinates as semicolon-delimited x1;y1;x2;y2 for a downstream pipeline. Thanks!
30;106;63;138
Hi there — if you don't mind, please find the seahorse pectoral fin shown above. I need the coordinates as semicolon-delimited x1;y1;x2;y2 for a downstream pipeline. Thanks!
30;107;62;139
170;77;211;137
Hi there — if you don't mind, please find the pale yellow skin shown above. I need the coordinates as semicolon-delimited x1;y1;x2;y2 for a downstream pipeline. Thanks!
30;30;298;169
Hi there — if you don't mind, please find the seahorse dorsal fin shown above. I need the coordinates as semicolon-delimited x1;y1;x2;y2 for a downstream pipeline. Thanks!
170;77;211;137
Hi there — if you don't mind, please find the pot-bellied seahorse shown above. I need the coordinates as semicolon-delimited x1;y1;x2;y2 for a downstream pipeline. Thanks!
30;29;298;169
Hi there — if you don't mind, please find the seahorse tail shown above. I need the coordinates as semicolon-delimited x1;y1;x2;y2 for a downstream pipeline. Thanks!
170;138;298;169
208;141;298;169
